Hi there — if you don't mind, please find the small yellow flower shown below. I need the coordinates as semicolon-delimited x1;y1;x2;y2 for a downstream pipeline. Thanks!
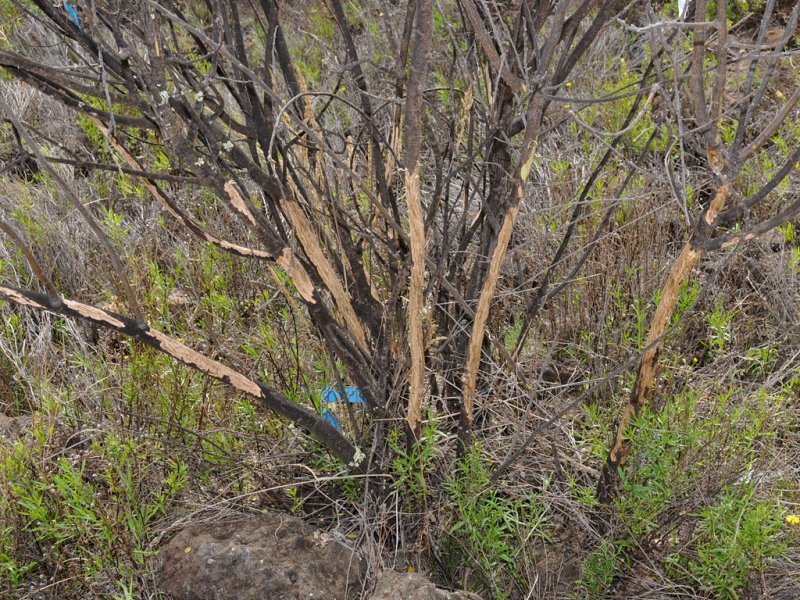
785;515;800;526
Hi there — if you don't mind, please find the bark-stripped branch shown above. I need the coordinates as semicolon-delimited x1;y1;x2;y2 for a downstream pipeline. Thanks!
0;284;365;471
403;0;433;439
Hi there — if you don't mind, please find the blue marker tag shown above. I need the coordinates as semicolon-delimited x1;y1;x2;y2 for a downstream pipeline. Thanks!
321;386;365;405
344;387;365;404
63;0;82;30
322;387;339;404
320;386;365;431
321;409;341;430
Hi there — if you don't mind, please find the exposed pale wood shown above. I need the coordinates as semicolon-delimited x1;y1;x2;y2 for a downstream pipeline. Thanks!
599;241;702;500
598;184;730;501
0;284;363;470
461;203;519;429
275;97;370;351
462;145;537;428
281;198;368;349
406;171;426;435
403;0;433;437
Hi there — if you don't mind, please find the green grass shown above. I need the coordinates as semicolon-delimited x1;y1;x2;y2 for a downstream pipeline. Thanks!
388;415;441;502
666;484;786;599
577;381;792;598
442;447;551;599
0;414;185;594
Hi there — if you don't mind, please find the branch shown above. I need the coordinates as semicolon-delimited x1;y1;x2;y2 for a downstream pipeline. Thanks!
403;0;433;438
0;94;145;322
0;284;365;471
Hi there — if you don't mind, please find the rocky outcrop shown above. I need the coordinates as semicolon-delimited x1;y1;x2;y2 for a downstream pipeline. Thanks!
367;571;483;600
156;513;366;600
155;512;492;600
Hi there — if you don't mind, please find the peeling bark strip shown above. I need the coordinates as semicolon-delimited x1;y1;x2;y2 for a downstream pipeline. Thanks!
0;284;362;470
461;202;520;429
462;139;537;432
597;185;729;502
92;119;270;259
597;242;702;501
281;200;367;349
275;248;317;305
405;171;426;436
222;182;317;304
224;180;259;227
403;0;433;438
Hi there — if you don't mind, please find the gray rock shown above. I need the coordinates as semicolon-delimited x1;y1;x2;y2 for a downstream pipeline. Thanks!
157;513;366;600
367;571;483;600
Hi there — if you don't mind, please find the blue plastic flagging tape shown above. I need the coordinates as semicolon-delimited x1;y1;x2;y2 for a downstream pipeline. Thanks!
320;386;364;431
63;0;81;30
